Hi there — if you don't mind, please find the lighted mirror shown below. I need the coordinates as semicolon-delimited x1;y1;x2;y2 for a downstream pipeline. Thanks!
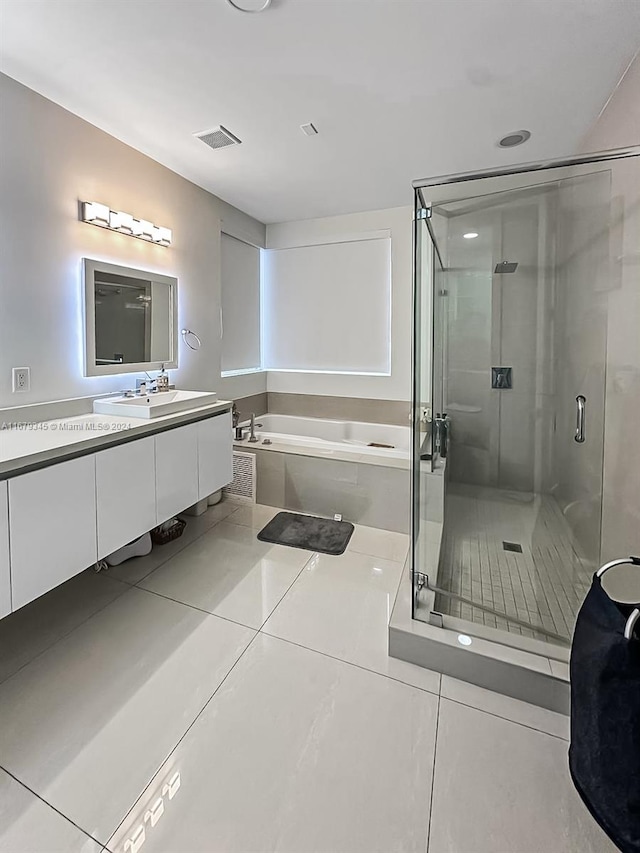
83;259;178;376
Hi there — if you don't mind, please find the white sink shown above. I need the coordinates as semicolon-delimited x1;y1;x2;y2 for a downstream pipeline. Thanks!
93;390;219;419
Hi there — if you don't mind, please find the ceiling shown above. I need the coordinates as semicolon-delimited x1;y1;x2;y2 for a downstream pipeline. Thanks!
0;0;638;224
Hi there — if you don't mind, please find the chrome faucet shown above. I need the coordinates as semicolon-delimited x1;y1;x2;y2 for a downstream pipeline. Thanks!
234;412;262;442
248;412;262;442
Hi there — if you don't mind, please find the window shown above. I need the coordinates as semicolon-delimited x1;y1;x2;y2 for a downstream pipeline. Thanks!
220;233;262;375
262;236;391;374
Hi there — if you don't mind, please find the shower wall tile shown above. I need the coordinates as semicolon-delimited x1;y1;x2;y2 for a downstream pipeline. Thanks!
447;369;492;412
449;444;492;487
446;195;556;495
498;391;539;492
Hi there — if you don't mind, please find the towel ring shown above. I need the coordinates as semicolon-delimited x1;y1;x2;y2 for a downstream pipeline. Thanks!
226;0;271;11
181;329;201;351
596;556;640;640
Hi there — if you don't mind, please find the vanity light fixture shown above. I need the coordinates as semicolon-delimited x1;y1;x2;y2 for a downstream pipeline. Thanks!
132;219;155;240
81;201;172;247
153;226;172;247
110;210;134;234
82;201;110;227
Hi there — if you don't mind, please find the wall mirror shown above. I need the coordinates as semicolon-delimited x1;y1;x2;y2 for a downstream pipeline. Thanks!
83;258;178;376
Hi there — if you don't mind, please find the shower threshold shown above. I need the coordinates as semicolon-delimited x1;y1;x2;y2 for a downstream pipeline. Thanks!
390;565;570;714
427;584;569;645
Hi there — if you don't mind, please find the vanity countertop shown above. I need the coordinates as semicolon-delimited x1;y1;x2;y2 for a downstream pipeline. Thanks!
0;399;233;481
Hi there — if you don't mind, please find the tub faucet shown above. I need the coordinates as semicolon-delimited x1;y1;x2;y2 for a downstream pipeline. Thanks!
248;412;262;443
234;412;262;442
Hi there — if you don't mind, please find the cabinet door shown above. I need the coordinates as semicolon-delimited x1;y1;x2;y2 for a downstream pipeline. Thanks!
197;412;233;500
155;424;199;524
0;482;10;619
96;437;156;560
9;455;97;610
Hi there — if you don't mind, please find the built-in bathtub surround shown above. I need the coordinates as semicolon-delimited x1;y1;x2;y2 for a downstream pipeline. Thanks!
233;415;411;533
266;393;411;426
233;392;268;424
231;393;412;429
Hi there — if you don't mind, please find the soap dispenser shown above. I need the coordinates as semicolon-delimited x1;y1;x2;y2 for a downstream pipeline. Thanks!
157;365;169;392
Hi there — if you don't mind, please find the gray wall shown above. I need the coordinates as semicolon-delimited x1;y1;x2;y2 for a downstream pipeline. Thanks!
0;73;266;410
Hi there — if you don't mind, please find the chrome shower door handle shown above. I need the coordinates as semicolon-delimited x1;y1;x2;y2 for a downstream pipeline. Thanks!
575;395;586;444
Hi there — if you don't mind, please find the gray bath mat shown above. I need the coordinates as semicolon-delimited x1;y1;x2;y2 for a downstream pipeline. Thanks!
257;512;354;555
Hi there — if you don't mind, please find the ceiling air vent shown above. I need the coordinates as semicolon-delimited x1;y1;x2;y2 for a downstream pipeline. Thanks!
194;125;242;150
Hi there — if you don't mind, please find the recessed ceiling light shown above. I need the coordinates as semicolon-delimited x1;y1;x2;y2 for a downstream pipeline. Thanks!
463;232;479;239
457;634;473;646
226;0;271;11
498;130;531;148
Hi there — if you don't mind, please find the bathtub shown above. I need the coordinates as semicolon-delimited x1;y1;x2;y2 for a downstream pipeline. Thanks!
238;414;410;462
231;414;411;532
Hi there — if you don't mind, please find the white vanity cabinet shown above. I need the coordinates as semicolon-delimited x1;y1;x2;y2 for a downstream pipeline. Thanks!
197;411;233;500
8;455;97;610
155;422;199;524
1;406;233;617
96;437;157;560
0;482;10;619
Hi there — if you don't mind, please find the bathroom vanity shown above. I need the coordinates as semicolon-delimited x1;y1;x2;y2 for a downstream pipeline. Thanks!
0;401;233;617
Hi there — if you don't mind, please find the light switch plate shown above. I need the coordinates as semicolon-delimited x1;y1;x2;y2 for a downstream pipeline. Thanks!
12;367;30;393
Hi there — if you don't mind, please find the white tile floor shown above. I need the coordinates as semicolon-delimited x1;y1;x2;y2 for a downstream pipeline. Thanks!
434;484;592;643
0;501;614;853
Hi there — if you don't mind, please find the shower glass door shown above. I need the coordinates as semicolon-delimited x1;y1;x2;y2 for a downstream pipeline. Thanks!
411;155;623;648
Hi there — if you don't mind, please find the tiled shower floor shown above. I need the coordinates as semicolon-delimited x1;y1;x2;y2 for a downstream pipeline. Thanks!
434;483;592;643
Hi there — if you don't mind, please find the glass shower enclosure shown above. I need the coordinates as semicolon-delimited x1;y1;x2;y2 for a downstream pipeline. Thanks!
411;147;639;651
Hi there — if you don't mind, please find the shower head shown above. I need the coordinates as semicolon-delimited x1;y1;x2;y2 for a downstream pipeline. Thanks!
494;261;518;274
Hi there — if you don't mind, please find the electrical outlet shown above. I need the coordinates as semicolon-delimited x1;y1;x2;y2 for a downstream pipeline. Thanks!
12;367;30;393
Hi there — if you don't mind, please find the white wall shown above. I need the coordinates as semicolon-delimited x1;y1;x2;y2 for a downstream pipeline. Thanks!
0;73;266;410
580;54;640;561
265;206;413;401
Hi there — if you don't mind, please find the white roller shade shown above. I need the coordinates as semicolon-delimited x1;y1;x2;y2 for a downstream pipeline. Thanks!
263;237;391;374
221;233;261;373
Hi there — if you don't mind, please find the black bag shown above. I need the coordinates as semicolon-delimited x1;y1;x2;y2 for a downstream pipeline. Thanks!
569;573;640;853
